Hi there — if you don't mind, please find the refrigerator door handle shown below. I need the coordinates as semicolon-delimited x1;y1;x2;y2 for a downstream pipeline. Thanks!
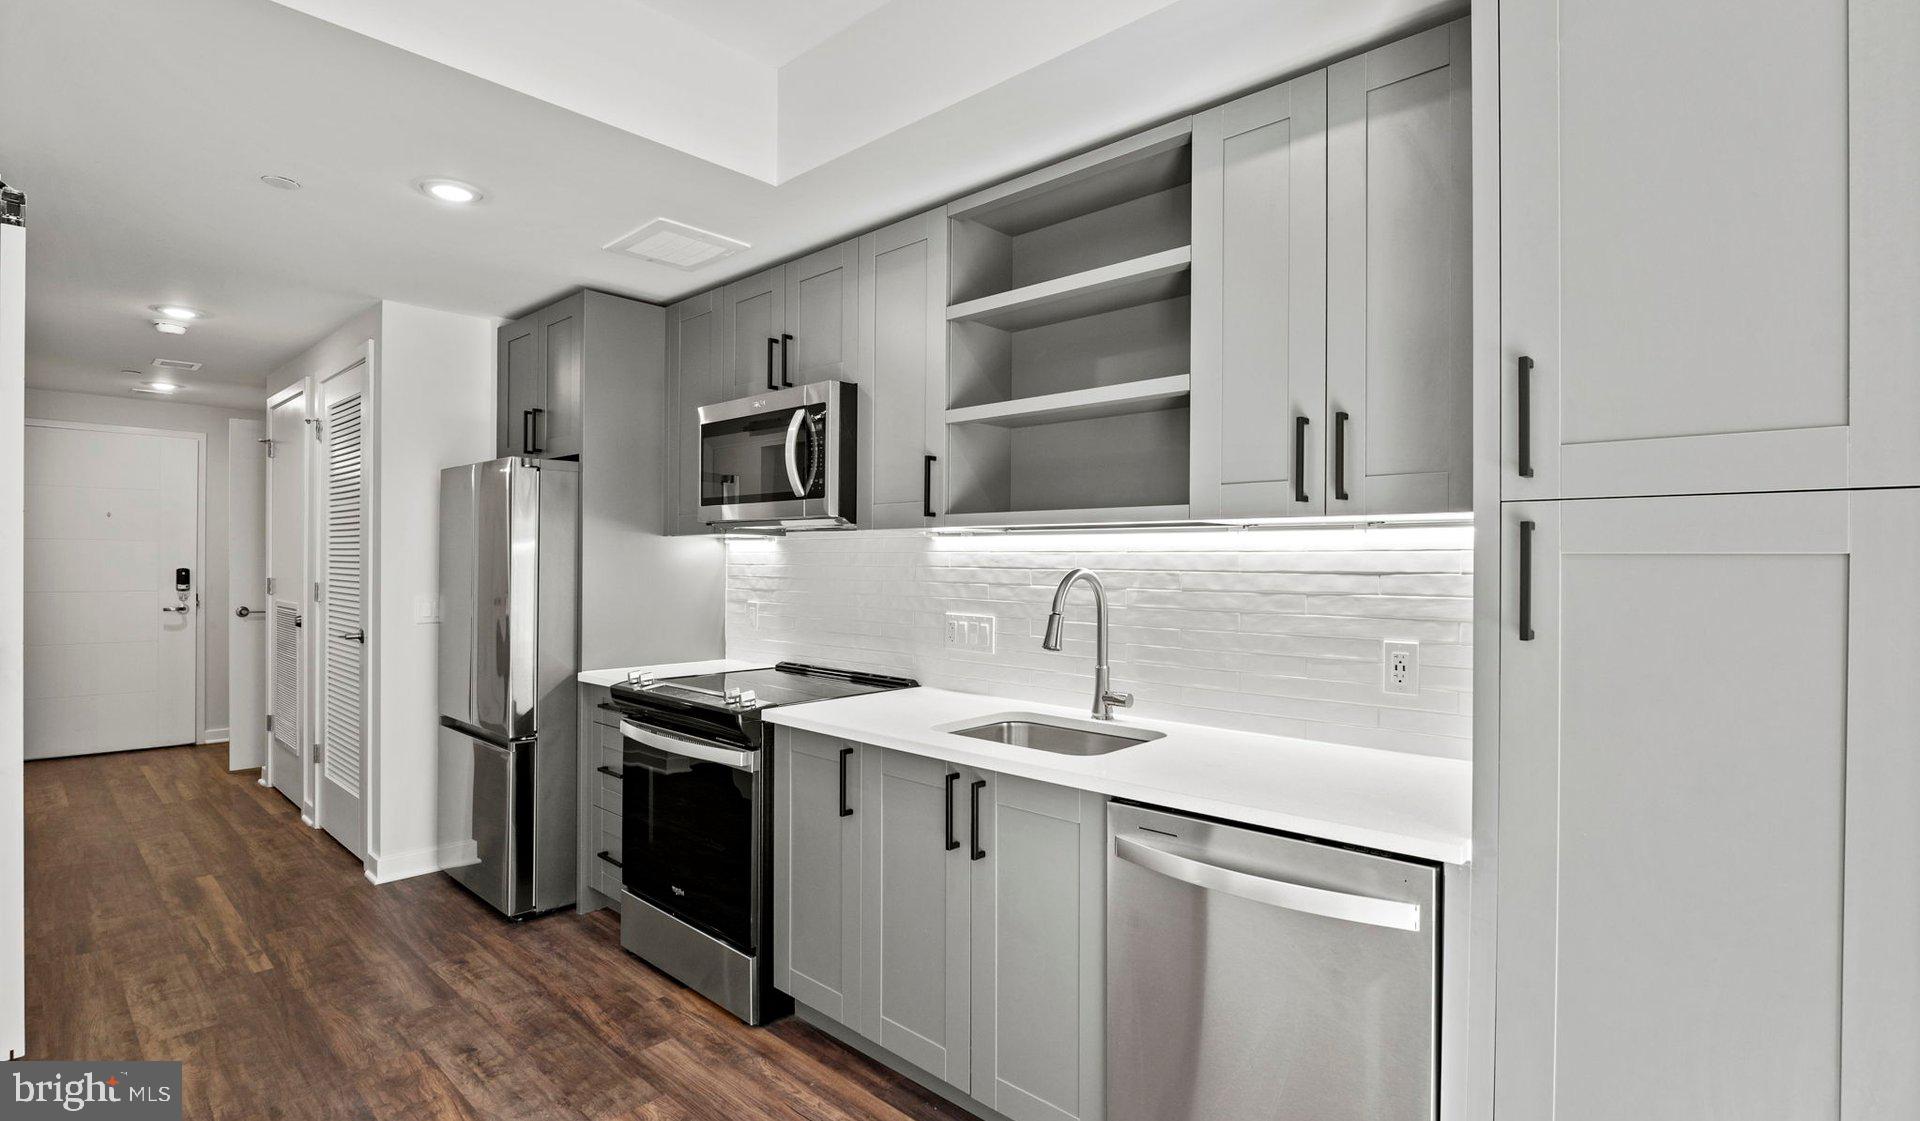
1112;834;1422;931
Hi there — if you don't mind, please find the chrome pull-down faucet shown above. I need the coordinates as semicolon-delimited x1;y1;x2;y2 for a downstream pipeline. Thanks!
1041;568;1134;720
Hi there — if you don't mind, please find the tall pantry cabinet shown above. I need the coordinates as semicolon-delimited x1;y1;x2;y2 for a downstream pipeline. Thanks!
1487;1;1920;1118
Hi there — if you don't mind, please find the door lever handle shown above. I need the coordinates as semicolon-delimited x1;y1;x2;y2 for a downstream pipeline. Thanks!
161;605;189;614
340;629;366;644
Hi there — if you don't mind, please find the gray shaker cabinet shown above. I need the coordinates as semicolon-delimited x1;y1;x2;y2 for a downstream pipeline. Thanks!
664;290;724;535
858;209;947;529
772;730;864;1027
497;292;584;459
719;263;788;400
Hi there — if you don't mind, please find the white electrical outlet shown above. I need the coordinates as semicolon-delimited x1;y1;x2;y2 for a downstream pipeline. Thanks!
945;612;995;652
1384;641;1420;695
746;600;761;630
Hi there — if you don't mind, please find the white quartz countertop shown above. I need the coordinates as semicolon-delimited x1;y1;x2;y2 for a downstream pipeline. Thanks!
765;687;1471;864
577;659;770;688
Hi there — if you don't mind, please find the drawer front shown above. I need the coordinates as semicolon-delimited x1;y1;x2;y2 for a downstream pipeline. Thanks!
593;766;622;813
592;849;623;899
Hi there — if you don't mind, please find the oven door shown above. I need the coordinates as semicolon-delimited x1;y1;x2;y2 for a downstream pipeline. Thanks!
696;381;850;525
619;720;760;952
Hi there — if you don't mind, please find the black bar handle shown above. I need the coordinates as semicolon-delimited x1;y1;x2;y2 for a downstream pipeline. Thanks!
781;333;794;387
595;765;622;779
969;779;986;861
521;409;534;454
526;408;544;454
838;747;854;817
1518;519;1536;641
1517;356;1535;478
767;337;779;391
945;772;960;851
596;850;623;869
1293;415;1310;503
1333;410;1350;501
923;454;938;519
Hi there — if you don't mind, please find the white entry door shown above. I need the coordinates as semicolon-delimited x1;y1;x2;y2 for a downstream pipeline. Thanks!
317;354;370;859
226;417;266;771
266;387;307;809
24;421;200;757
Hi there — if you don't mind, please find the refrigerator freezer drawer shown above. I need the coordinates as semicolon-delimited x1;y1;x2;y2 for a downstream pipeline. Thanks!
437;722;577;918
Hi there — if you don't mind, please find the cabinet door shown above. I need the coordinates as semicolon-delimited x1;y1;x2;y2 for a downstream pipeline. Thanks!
538;294;584;458
719;264;786;400
1326;21;1470;516
1190;69;1328;517
859;749;971;1088
498;311;542;456
1495;490;1920;1121
665;291;722;535
969;774;1105;1121
1501;0;1920;499
773;730;862;1024
785;240;859;385
859;209;948;529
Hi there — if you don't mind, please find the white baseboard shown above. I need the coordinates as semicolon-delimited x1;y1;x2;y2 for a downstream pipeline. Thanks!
363;843;462;885
199;726;230;744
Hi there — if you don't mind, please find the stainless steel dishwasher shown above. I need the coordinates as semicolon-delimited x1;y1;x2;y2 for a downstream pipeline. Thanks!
1107;803;1438;1121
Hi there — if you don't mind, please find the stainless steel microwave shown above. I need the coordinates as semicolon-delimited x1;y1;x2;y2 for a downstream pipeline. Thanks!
696;380;857;527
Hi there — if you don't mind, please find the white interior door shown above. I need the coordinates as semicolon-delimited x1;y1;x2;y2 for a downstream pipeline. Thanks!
23;421;200;758
317;355;370;859
266;388;307;808
226;418;266;771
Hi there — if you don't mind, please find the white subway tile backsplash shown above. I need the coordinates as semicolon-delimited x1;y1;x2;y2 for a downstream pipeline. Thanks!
726;526;1474;760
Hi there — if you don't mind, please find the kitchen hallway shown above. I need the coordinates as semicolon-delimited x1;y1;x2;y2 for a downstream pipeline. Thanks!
23;745;965;1121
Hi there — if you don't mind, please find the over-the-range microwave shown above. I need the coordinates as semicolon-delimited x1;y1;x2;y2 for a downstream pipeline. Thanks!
697;380;856;528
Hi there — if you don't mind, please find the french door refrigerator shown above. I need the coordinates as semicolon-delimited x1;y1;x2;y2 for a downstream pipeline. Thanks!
436;457;579;917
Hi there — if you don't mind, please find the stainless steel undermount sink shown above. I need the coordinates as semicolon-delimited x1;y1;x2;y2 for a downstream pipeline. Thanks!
944;712;1165;756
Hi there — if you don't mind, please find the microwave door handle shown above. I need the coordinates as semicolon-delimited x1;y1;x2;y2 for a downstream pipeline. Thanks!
784;409;808;498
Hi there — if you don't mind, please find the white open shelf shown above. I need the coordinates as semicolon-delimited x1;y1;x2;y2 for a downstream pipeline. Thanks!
946;247;1192;333
945;374;1191;429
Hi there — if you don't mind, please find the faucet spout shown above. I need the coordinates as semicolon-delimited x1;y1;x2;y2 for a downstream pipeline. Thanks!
1041;568;1133;720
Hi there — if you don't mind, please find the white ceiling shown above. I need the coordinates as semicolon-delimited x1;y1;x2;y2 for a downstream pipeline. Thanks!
3;0;1457;410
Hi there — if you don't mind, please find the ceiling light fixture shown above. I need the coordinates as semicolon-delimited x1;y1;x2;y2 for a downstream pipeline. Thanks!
417;178;484;205
142;380;181;394
149;304;206;321
260;174;304;191
153;319;188;335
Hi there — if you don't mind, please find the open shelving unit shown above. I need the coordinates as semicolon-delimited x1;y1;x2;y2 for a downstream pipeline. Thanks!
943;119;1195;522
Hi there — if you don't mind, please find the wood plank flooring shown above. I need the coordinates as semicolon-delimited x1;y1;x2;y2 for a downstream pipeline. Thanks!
25;744;971;1121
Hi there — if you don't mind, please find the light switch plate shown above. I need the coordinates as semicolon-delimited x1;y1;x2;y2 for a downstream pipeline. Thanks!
414;594;441;624
945;612;995;652
1384;640;1419;695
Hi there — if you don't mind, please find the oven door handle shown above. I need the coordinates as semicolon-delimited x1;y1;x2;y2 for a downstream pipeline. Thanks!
619;721;759;773
783;409;809;499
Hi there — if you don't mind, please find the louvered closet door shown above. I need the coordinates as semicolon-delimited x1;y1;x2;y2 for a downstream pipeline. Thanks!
265;388;307;809
318;356;369;859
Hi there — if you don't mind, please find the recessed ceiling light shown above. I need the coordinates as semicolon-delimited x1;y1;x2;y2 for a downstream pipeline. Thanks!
142;380;181;394
417;178;484;204
153;319;188;335
149;304;207;321
260;174;304;191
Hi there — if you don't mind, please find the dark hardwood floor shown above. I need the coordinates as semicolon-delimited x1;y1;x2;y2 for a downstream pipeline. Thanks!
25;744;971;1121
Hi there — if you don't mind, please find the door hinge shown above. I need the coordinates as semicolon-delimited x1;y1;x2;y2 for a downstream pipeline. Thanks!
305;417;322;441
314;742;324;762
258;436;275;458
265;576;275;596
265;714;274;732
314;581;324;603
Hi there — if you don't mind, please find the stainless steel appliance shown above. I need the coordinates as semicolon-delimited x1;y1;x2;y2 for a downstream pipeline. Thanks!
435;457;580;919
1107;802;1439;1121
606;662;915;1023
696;380;855;527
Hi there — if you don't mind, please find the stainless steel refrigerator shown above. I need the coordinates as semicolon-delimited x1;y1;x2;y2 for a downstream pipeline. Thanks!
436;457;579;918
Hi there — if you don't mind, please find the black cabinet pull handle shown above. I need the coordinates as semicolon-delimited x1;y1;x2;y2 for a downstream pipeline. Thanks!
596;850;623;869
969;779;986;861
595;765;622;779
521;409;533;454
1517;356;1535;478
1293;415;1310;503
525;408;544;454
781;333;794;387
838;747;854;817
923;454;938;519
1518;519;1536;641
944;772;960;851
1333;410;1350;501
766;337;779;392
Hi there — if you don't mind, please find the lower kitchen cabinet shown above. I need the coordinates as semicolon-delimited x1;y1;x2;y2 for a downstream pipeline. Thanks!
773;733;1108;1121
576;684;625;912
1495;489;1920;1120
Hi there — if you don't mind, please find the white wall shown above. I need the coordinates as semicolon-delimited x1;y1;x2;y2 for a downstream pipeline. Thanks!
727;524;1473;759
22;388;263;743
2;221;28;1057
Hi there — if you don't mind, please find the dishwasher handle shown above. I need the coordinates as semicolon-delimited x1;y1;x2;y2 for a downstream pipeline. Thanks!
1113;834;1421;932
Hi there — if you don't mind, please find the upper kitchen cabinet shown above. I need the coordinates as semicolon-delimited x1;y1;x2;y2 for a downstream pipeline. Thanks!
665;291;723;536
1189;72;1328;518
1501;0;1920;500
1495;489;1920;1119
941;120;1197;525
496;292;585;459
1326;21;1470;515
718;241;860;401
859;209;947;529
719;264;788;400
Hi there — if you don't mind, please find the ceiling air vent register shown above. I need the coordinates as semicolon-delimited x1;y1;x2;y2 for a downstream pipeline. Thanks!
604;218;748;270
152;358;203;371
